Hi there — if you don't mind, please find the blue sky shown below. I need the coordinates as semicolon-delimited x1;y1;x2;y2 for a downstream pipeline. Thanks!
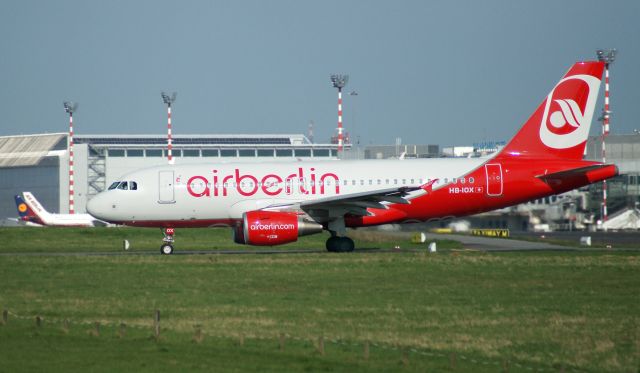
1;0;638;146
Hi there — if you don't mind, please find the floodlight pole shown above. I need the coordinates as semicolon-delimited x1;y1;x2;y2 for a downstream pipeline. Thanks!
161;92;177;164
308;120;314;143
596;49;616;228
64;102;77;214
330;74;349;155
349;90;359;145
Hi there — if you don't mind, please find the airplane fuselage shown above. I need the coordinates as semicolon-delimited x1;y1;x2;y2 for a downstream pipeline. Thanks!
86;155;613;228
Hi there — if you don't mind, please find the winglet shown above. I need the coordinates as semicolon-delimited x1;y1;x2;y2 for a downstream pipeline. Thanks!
420;179;439;193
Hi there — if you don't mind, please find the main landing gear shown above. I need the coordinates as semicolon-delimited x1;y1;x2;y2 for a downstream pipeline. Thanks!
325;218;355;253
326;235;355;252
160;227;175;255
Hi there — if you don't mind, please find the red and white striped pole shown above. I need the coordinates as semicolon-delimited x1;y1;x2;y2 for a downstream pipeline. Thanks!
330;75;348;157
597;49;616;228
601;66;610;225
68;112;75;214
337;87;343;152
64;102;77;214
167;103;173;164
162;92;176;165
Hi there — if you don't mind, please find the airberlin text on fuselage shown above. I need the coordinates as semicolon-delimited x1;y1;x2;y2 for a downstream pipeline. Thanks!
186;167;340;198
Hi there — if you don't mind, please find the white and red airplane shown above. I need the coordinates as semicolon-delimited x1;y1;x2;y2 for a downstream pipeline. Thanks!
16;192;108;227
87;61;617;254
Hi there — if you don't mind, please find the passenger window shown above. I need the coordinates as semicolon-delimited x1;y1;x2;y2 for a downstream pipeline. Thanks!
118;181;128;190
130;181;138;190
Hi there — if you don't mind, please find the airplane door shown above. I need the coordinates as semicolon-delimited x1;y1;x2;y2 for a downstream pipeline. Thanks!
485;164;503;196
158;171;176;204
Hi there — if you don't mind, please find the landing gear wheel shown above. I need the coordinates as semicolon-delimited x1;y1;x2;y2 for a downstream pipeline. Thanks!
160;227;175;255
160;243;174;255
326;236;339;252
326;237;355;253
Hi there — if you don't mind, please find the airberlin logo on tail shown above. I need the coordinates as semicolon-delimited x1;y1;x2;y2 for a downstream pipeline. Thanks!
539;74;600;149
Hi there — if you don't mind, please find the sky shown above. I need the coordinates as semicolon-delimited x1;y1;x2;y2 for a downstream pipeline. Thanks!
1;0;638;147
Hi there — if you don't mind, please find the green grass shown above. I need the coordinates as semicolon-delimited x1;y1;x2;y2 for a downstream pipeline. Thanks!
0;227;461;253
0;228;638;372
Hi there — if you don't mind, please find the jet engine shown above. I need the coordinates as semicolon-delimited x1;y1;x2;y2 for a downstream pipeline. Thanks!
233;211;323;246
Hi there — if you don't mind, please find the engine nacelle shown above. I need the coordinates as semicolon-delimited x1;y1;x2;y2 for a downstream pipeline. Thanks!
233;211;323;246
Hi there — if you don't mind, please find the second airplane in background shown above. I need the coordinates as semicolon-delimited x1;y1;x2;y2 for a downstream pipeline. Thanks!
15;192;107;227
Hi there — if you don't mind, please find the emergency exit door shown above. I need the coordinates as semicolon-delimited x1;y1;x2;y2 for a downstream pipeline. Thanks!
485;164;503;196
158;171;176;204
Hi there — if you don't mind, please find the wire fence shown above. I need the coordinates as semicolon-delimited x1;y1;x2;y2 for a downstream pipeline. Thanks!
0;308;592;372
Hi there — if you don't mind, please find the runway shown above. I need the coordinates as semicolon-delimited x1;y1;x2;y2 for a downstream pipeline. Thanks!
0;234;586;257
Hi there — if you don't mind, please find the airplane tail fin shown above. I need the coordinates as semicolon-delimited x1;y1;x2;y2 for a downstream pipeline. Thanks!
498;61;605;160
21;192;53;225
15;194;43;224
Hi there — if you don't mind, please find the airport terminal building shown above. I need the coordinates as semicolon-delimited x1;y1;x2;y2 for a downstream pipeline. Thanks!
0;133;340;219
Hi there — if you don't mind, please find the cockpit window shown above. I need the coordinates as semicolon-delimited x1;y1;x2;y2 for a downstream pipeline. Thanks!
109;181;138;191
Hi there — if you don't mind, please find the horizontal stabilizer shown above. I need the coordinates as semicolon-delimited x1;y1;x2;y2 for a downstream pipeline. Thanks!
536;164;618;187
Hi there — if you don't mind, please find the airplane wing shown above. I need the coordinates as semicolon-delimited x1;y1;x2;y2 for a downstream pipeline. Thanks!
265;186;422;219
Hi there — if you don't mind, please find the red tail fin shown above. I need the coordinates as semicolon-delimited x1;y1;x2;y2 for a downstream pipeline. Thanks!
499;61;604;160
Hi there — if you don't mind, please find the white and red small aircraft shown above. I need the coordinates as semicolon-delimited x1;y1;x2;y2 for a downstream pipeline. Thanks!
87;61;617;254
16;192;107;227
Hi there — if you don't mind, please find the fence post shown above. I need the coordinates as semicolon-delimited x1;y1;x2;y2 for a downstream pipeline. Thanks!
62;319;70;334
279;333;285;351
35;316;42;328
119;323;127;338
449;352;456;370
193;325;203;343
402;347;409;366
317;335;324;355
2;309;7;325
502;359;510;373
239;334;244;347
154;310;160;340
363;340;369;360
93;321;100;337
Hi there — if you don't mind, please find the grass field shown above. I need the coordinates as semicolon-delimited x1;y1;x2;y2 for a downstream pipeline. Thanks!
0;227;461;253
0;227;638;372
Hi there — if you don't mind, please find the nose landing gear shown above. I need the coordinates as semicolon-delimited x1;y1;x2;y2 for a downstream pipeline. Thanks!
160;227;175;255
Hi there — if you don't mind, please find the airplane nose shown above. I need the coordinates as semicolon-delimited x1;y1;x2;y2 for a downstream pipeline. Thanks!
87;194;111;220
